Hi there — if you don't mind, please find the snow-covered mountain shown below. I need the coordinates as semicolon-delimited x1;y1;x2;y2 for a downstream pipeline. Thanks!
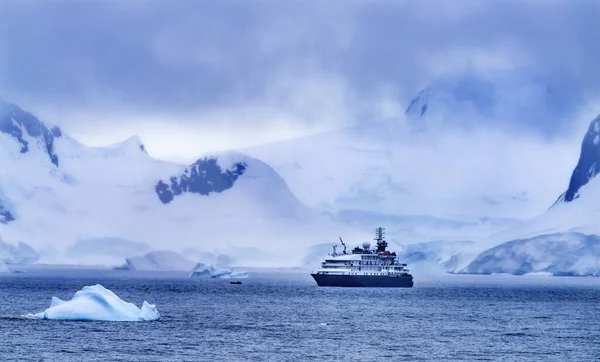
425;113;600;276
0;99;359;267
483;115;600;243
241;72;595;275
242;104;568;245
404;71;583;137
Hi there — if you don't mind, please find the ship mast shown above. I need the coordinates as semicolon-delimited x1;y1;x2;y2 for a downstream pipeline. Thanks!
339;237;347;254
375;227;387;252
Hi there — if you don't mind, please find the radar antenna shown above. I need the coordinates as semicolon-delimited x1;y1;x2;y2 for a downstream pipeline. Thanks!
374;227;387;252
339;237;347;254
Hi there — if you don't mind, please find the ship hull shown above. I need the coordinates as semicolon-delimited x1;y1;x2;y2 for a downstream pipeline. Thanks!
311;273;414;288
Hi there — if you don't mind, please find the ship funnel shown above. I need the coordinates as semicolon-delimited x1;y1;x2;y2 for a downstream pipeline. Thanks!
362;242;371;250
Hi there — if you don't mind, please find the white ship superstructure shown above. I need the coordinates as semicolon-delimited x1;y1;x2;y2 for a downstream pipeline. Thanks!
316;249;410;277
311;227;414;287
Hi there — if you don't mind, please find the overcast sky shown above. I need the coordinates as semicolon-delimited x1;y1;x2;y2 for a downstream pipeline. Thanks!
1;0;600;160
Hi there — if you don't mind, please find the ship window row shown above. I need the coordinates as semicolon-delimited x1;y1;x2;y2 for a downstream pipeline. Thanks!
348;273;387;275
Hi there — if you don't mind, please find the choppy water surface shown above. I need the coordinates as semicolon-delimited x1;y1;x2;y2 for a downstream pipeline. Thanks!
1;269;600;361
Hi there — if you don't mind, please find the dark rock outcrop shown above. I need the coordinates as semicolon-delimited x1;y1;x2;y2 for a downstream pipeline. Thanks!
156;157;246;204
555;115;600;204
0;99;61;167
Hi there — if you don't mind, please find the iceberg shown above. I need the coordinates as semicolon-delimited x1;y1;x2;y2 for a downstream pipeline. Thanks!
0;241;39;264
120;250;196;271
24;284;160;321
189;263;248;279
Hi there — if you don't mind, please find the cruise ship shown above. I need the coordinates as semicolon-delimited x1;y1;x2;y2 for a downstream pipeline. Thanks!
311;227;414;288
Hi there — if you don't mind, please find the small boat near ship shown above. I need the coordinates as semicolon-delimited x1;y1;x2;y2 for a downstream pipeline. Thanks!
311;227;414;288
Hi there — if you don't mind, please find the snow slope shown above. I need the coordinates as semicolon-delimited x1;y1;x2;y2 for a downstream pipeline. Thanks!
0;100;359;267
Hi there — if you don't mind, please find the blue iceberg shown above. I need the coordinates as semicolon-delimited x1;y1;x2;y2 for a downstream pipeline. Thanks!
189;263;248;279
24;284;160;321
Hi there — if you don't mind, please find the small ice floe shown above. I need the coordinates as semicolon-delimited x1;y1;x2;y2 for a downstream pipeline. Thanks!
23;284;160;321
189;263;248;279
524;271;553;276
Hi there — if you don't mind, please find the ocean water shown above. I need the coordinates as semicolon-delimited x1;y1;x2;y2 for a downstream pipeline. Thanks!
1;269;600;361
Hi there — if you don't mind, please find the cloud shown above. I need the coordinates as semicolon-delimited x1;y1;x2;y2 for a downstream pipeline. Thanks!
1;0;600;158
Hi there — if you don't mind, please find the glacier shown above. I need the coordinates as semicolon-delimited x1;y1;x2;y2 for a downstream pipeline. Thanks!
24;284;160;321
461;233;600;276
394;240;478;273
189;263;248;279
